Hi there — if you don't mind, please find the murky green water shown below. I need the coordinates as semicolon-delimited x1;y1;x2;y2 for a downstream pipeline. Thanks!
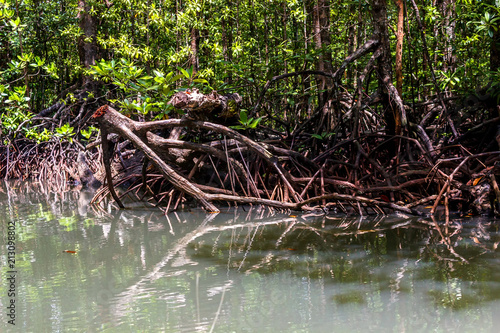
1;181;500;332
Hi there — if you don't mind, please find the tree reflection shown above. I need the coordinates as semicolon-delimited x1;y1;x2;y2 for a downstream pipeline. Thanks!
1;180;500;331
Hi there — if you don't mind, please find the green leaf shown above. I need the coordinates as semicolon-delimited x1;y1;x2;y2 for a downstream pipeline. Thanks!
153;70;164;78
137;79;151;87
170;74;184;83
239;110;248;123
229;125;246;130
249;118;262;128
161;85;171;95
177;67;190;78
146;85;160;91
9;16;20;28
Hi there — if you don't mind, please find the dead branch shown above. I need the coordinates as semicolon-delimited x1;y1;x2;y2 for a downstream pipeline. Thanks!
92;105;219;212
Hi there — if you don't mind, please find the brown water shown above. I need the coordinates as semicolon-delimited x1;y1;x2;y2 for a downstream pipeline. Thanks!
1;180;500;332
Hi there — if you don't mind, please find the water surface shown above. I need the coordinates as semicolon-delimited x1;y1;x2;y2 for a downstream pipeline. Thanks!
1;181;500;332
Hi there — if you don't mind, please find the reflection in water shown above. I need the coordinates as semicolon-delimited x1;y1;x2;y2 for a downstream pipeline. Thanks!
1;180;500;332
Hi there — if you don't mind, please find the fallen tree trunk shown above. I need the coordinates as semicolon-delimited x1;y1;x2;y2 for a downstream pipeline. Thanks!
92;105;220;212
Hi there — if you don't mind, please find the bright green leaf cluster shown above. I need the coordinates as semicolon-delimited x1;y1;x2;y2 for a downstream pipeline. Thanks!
91;59;211;119
230;110;263;130
55;123;75;143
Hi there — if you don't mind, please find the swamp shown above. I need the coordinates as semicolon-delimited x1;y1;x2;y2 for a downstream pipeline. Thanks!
1;0;500;331
1;181;500;332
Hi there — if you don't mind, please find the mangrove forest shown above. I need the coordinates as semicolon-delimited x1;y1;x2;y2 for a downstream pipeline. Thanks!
1;0;500;217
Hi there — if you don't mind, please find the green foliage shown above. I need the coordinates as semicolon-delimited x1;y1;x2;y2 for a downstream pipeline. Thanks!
439;70;461;91
230;110;263;130
55;123;75;143
0;83;33;137
0;109;31;133
311;132;335;141
80;126;98;140
487;67;500;103
3;85;29;107
0;0;497;145
25;128;52;144
0;0;77;143
472;11;500;38
90;59;210;119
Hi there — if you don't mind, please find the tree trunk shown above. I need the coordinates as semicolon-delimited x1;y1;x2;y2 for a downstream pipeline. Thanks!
491;0;500;74
282;1;288;74
221;8;233;83
492;31;500;73
77;0;99;88
439;0;456;74
395;0;404;98
371;0;406;136
346;4;358;89
190;27;199;73
312;0;334;105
